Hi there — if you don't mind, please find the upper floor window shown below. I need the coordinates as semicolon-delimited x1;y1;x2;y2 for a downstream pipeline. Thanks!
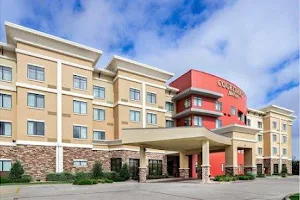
28;93;44;108
130;88;140;101
184;117;191;126
147;92;156;104
0;160;12;172
272;134;277;142
184;98;190;108
0;93;11;109
166;120;174;128
282;124;287;131
231;106;236;115
272;121;277;129
28;121;44;136
93;131;105;140
147;113;157;125
73;100;87;114
165;102;174;112
215;101;222;111
258;121;262;129
0;121;12;136
272;147;277;155
216;119;222;128
283;148;287;156
93;108;105;121
73;125;87;139
194;116;202;126
282;135;287;143
257;134;263;142
130;110;140;122
28;65;44;81
193;97;202;107
258;147;263;155
93;86;105;99
0;66;12;82
73;75;87;90
247;119;251;126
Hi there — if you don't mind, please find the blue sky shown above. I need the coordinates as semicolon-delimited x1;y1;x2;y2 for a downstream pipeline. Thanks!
0;0;299;158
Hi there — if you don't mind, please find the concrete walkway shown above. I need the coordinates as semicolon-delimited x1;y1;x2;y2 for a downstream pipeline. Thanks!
1;176;299;200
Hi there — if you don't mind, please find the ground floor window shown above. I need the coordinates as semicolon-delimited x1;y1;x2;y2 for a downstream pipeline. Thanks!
129;159;139;179
111;158;122;173
73;160;87;167
257;164;263;174
273;164;279;174
148;159;162;175
0;160;12;171
238;164;243;173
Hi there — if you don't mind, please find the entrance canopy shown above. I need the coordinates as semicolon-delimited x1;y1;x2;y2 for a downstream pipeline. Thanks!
122;127;231;152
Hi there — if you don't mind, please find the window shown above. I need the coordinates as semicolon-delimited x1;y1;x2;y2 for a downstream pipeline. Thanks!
282;135;287;143
111;158;122;173
238;112;243;121
193;97;202;106
184;98;190;108
73;160;87;167
272;134;277;142
130;88;140;101
273;164;279;174
73;125;87;139
93;131;105;140
0;160;12;171
0;121;12;136
231;106;236;115
93;86;105;99
165;102;174;112
282;124;287;131
129;159;140;179
257;134;263;142
258;147;263;155
216;119;222;128
184;117;191;126
0;66;12;81
147;92;156;104
258;121;262;129
272;147;278;155
194;116;202;126
148;159;162;175
130;110;140;122
283;148;287;156
147;113;157;125
73;75;87;90
93;108;105;121
0;93;11;108
28;121;44;136
247;119;251;126
272;121;277;129
27;93;44;108
166;120;174;128
215;101;222;111
257;164;263;175
27;65;44;81
239;164;243;172
73;100;87;114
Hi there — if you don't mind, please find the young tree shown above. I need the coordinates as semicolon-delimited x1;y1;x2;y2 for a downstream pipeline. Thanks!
92;161;103;179
119;163;130;180
9;160;25;182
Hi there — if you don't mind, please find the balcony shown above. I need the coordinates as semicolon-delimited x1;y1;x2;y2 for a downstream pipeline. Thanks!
173;107;223;119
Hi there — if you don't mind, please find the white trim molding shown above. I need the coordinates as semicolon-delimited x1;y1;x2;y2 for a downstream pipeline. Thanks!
0;85;16;92
16;140;57;146
92;101;113;108
62;143;93;149
16;82;57;93
0;141;16;146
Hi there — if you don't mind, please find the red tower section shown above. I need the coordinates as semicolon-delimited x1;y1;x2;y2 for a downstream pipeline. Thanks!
170;69;247;177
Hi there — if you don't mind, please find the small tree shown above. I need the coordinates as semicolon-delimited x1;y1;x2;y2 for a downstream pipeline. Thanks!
119;163;130;180
92;161;103;179
292;158;299;175
281;165;287;175
9;160;25;182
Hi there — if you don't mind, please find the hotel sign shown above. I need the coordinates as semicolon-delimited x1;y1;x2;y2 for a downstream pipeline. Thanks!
217;80;243;98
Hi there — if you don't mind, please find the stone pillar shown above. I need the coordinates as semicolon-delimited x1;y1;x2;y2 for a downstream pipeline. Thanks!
201;140;210;183
197;153;202;179
244;148;256;174
225;144;238;176
139;146;147;183
179;152;189;179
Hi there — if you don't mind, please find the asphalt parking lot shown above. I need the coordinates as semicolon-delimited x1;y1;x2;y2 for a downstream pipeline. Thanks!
1;176;299;200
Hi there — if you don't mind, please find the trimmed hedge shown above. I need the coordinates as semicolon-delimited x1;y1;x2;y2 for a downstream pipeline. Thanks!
75;172;91;181
46;172;75;181
214;175;237;182
98;178;113;184
73;179;98;185
246;172;256;180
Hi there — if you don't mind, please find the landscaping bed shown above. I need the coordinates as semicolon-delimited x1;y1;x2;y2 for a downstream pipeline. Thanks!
214;172;256;182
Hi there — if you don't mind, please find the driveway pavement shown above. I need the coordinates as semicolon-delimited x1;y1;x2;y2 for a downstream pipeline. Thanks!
1;176;299;200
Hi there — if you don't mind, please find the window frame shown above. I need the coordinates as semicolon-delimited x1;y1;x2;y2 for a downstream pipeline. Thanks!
215;101;222;111
0;121;12;136
166;120;174;128
165;101;174;112
184;117;191;126
258;121;262;129
272;147;278;155
130;110;140;122
27;64;45;82
258;147;263;155
73;100;87;115
257;134;263;142
111;158;122;173
282;148;287;156
73;125;88;139
0;65;12;82
93;85;105;99
193;116;202;127
193;97;202;107
93;130;105;140
0;93;12;109
231;106;236;115
282;124;287;131
129;88;140;101
146;92;156;104
272;121;277;129
148;159;162;176
215;119;222;128
282;135;287;143
27;92;45;109
73;160;87;167
93;108;105;121
184;98;191;108
27;120;45;136
247;119;251;126
147;113;157;125
73;74;87;90
0;159;12;172
272;134;277;142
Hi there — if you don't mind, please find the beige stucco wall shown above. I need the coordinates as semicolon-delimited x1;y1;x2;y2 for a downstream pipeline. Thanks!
117;69;165;86
92;106;114;140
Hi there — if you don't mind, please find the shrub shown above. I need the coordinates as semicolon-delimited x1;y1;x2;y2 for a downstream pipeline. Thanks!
0;176;11;183
246;172;256;180
292;158;299;175
281;165;287;175
46;172;75;181
75;172;90;181
213;175;237;182
119;163;130;180
20;174;32;183
102;171;117;180
9;160;24;182
92;161;103;179
73;179;98;185
238;175;250;180
281;173;287;178
98;178;113;184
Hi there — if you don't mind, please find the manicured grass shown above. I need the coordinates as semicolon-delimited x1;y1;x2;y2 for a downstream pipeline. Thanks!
1;181;73;186
290;193;299;200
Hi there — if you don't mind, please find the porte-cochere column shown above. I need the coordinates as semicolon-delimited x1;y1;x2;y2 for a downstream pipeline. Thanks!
139;146;147;183
179;152;189;179
225;144;239;175
244;148;257;174
201;140;210;183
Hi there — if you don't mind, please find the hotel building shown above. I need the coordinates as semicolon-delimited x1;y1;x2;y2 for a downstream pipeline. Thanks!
0;22;296;181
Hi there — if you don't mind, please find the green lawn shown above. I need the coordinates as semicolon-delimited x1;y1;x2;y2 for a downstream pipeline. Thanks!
290;193;300;200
